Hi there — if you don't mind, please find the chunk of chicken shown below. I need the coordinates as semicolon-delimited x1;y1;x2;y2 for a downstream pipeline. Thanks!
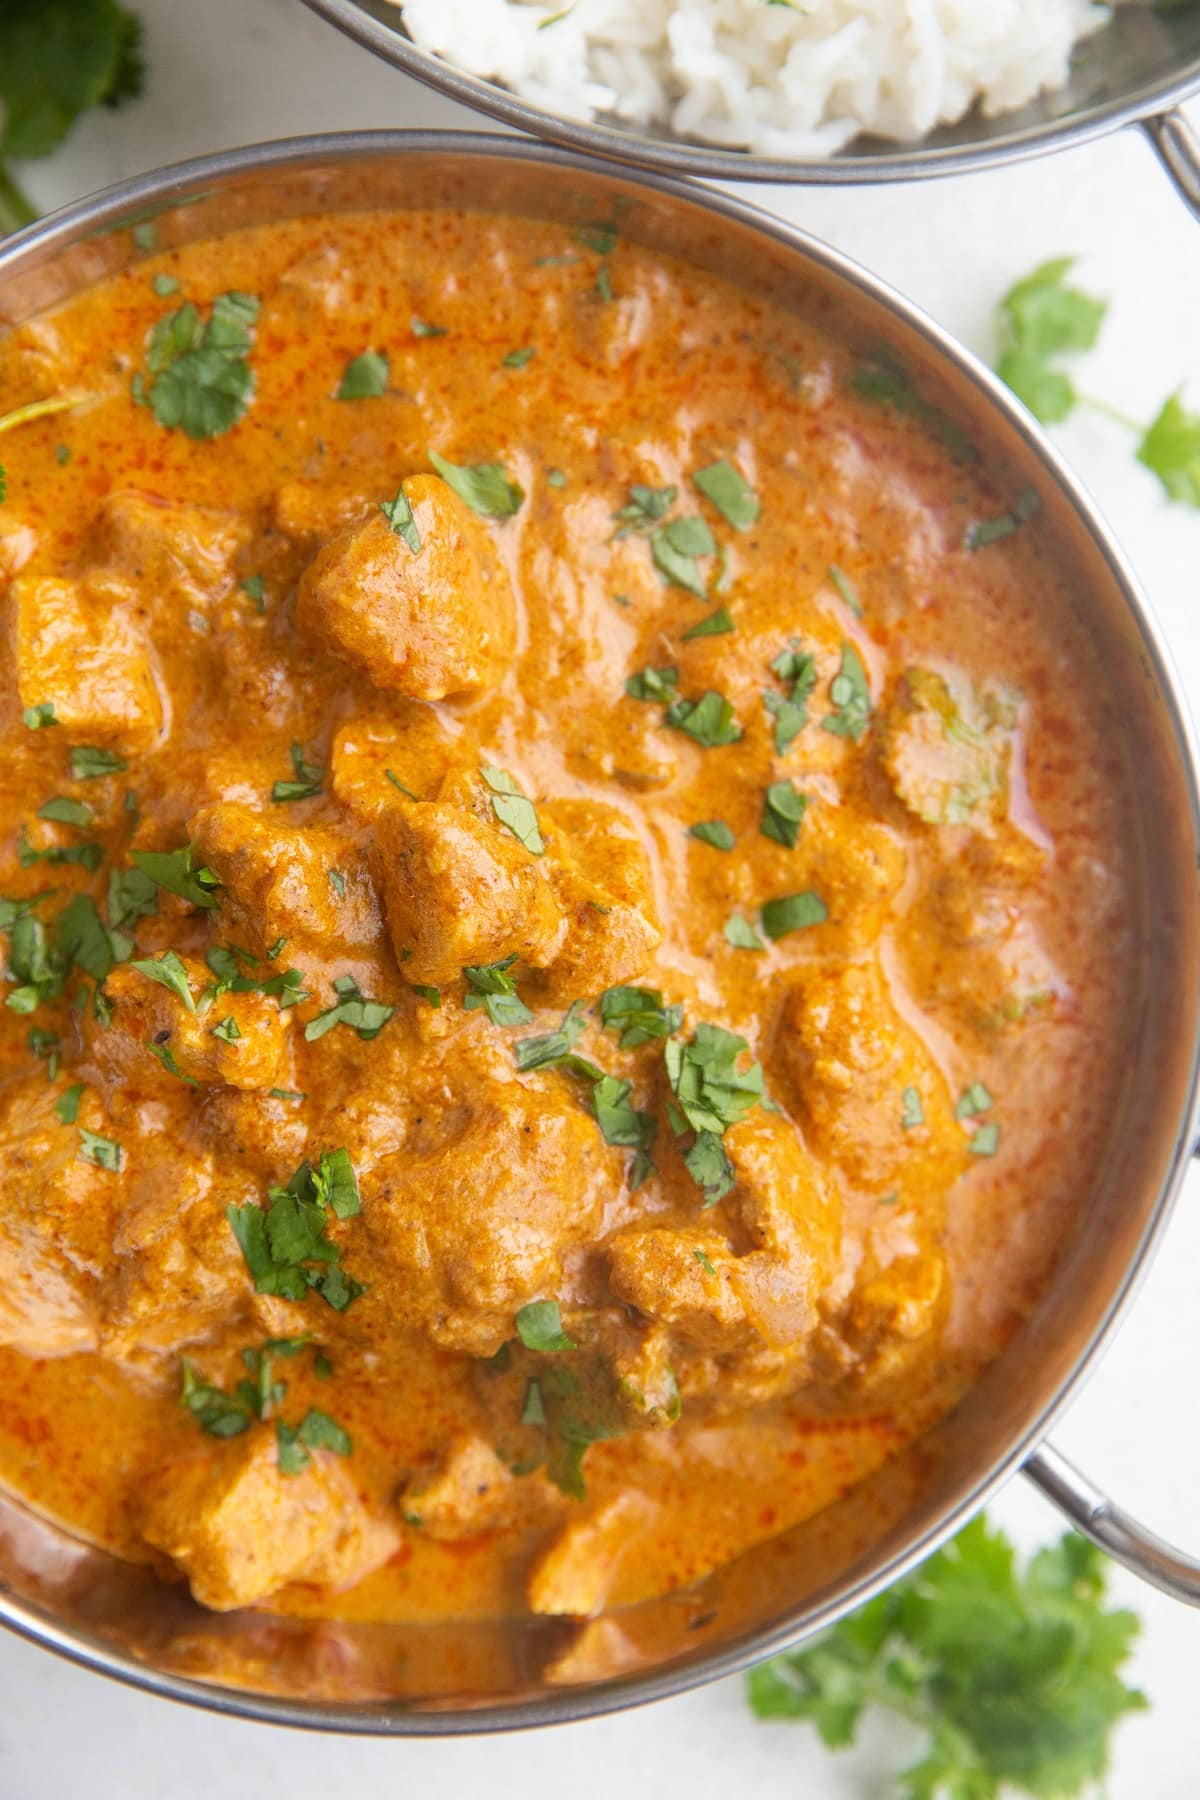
95;490;250;617
0;1078;114;1354
329;707;459;823
358;1038;604;1355
189;803;389;985
11;573;163;752
372;772;564;987
140;1431;398;1611
400;1434;530;1540
527;1492;658;1618
89;957;287;1093
773;960;967;1205
539;800;662;1001
296;474;517;700
272;480;373;547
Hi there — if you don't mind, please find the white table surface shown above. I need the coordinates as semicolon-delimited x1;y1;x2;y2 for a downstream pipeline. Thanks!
4;1;1200;1793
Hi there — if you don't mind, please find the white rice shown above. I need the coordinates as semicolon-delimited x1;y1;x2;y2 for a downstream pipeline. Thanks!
389;0;1133;157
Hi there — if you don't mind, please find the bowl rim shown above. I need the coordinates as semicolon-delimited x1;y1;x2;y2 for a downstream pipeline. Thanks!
297;0;1200;184
2;127;1199;1735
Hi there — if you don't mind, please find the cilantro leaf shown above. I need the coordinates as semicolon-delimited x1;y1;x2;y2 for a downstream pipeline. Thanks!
429;449;523;518
481;764;544;854
227;1155;366;1313
995;257;1107;424
463;954;532;1028
131;844;221;909
598;985;683;1049
688;819;735;851
79;1126;121;1170
665;690;742;748
1137;392;1200;508
666;1022;765;1139
724;913;765;952
271;742;323;804
748;1515;1145;1797
514;1001;601;1077
515;1299;576;1354
69;745;127;780
625;665;678;704
130;947;195;1011
761;891;828;940
0;0;144;231
613;483;676;537
650;515;715;598
304;975;393;1043
760;780;808;848
683;605;735;640
380;483;421;552
821;644;872;743
764;640;817;753
139;291;260;439
336;350;388;399
692;458;759;530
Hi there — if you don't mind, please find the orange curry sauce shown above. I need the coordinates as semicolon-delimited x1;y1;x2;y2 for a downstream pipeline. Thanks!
0;209;1135;1626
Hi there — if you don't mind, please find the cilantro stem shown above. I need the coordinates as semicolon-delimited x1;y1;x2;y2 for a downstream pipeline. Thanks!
1078;393;1144;435
0;163;36;236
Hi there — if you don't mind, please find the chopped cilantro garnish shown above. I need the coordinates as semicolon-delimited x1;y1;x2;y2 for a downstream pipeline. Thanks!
411;315;447;338
37;795;93;829
851;350;978;465
79;1127;121;1171
304;975;393;1043
688;819;735;851
410;983;441;1008
379;483;421;553
965;486;1041;550
211;1014;241;1043
764;640;817;754
227;1152;366;1311
131;948;195;1011
481;764;544;854
969;1121;1001;1157
665;689;742;748
385;769;419;800
683;1129;736;1207
515;1299;576;1354
760;891;828;939
17;826;102;871
546;468;567;489
22;702;57;730
613;483;676;537
147;1041;199;1085
429;449;523;518
760;780;808;849
901;1086;924;1129
724;913;765;951
821;644;872;742
598;985;683;1049
502;346;536;369
327;868;346;899
107;865;158;930
521;1378;546;1427
683;605;734;640
591;1074;656;1182
240;573;265;611
666;1023;765;1139
692;458;759;530
515;1001;599;1075
139;291;260;438
130;844;220;909
463;954;532;1027
336;349;388;399
69;746;127;780
271;742;323;803
624;665;678;703
650;515;715;598
827;564;862;616
955;1081;994;1120
55;1082;84;1125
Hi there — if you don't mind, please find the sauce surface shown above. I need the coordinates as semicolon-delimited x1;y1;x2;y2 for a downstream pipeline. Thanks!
0;207;1137;1629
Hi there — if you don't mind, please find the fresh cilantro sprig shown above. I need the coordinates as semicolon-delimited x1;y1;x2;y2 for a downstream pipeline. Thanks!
226;1149;365;1312
134;290;260;439
665;1022;765;1205
0;0;143;234
995;257;1200;509
747;1515;1145;1800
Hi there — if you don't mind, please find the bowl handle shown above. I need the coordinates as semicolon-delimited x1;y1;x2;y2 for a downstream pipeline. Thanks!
1024;1441;1200;1603
1141;108;1200;221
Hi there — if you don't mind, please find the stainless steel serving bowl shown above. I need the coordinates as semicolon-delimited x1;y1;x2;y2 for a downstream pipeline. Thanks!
2;132;1200;1732
300;0;1200;210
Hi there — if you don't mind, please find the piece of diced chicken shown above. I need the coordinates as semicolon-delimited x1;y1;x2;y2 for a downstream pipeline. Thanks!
140;1430;399;1611
0;1078;115;1355
95;490;250;617
189;802;389;985
538;799;662;1001
400;1435;529;1541
91;956;287;1093
723;1109;843;1348
372;771;564;987
11;573;163;752
358;1038;604;1355
329;708;459;824
793;807;907;950
773;959;967;1205
527;1492;658;1618
607;1227;747;1353
296;473;517;700
272;480;374;547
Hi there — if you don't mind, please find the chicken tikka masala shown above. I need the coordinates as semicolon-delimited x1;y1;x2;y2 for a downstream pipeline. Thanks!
0;207;1136;1628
